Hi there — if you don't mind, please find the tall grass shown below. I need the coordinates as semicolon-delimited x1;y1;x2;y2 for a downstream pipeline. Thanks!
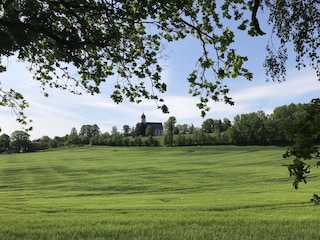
0;146;319;239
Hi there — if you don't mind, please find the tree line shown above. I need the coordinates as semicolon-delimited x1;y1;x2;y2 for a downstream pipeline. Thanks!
0;100;314;153
163;102;307;147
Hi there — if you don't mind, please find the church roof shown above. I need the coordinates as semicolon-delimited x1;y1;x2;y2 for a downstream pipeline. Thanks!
146;122;163;130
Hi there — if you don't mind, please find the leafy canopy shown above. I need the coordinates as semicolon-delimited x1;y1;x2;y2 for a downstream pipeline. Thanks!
1;0;319;127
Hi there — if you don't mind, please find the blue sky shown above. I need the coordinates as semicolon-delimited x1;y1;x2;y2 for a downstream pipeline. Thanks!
1;17;320;139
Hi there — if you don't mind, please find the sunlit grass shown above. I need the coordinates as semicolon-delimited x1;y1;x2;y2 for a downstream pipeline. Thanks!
1;146;319;239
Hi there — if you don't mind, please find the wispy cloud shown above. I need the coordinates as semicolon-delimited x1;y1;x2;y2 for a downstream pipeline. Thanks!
232;71;319;102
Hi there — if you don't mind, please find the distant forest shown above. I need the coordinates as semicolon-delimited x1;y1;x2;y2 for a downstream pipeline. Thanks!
0;102;309;153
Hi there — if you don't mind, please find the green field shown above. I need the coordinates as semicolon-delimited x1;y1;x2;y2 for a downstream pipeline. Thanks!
1;146;319;239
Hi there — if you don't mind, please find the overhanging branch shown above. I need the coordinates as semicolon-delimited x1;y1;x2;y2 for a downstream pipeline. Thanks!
252;0;266;35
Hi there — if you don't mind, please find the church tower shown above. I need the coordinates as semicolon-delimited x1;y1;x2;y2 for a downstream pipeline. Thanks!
141;113;146;124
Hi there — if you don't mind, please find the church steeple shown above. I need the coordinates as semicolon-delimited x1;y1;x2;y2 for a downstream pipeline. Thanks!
141;113;146;124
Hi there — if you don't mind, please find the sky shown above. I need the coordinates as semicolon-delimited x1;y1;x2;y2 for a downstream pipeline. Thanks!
1;15;320;140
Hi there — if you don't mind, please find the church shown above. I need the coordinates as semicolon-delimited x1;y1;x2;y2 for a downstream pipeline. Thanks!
136;113;163;136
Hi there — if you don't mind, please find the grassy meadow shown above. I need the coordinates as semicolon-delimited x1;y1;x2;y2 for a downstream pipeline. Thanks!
1;146;319;239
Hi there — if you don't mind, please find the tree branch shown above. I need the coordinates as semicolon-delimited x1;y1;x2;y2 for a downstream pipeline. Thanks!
0;18;76;48
252;0;266;35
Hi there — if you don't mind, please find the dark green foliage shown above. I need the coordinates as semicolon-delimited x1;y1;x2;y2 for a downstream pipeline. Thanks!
283;98;320;189
144;136;159;146
135;123;147;137
0;133;10;152
230;111;272;145
131;136;142;146
122;125;131;137
311;194;320;205
284;99;320;160
163;116;176;132
201;118;215;133
173;127;179;135
163;131;174;147
10;130;31;152
79;124;100;138
163;116;176;146
1;1;319;127
145;125;153;136
264;1;320;82
283;159;310;190
270;103;305;146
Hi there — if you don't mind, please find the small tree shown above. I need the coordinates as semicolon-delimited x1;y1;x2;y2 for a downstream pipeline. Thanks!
145;125;153;136
122;125;131;137
34;135;52;150
67;127;80;145
163;116;176;146
0;133;10;152
164;116;176;133
163;131;174;147
135;123;147;136
79;124;100;138
188;124;195;134
202;118;215;133
10;130;31;152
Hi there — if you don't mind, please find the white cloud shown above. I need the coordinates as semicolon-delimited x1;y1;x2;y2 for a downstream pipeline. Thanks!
232;70;319;102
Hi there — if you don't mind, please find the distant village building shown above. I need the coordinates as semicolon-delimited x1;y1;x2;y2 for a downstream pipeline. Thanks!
135;113;163;136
